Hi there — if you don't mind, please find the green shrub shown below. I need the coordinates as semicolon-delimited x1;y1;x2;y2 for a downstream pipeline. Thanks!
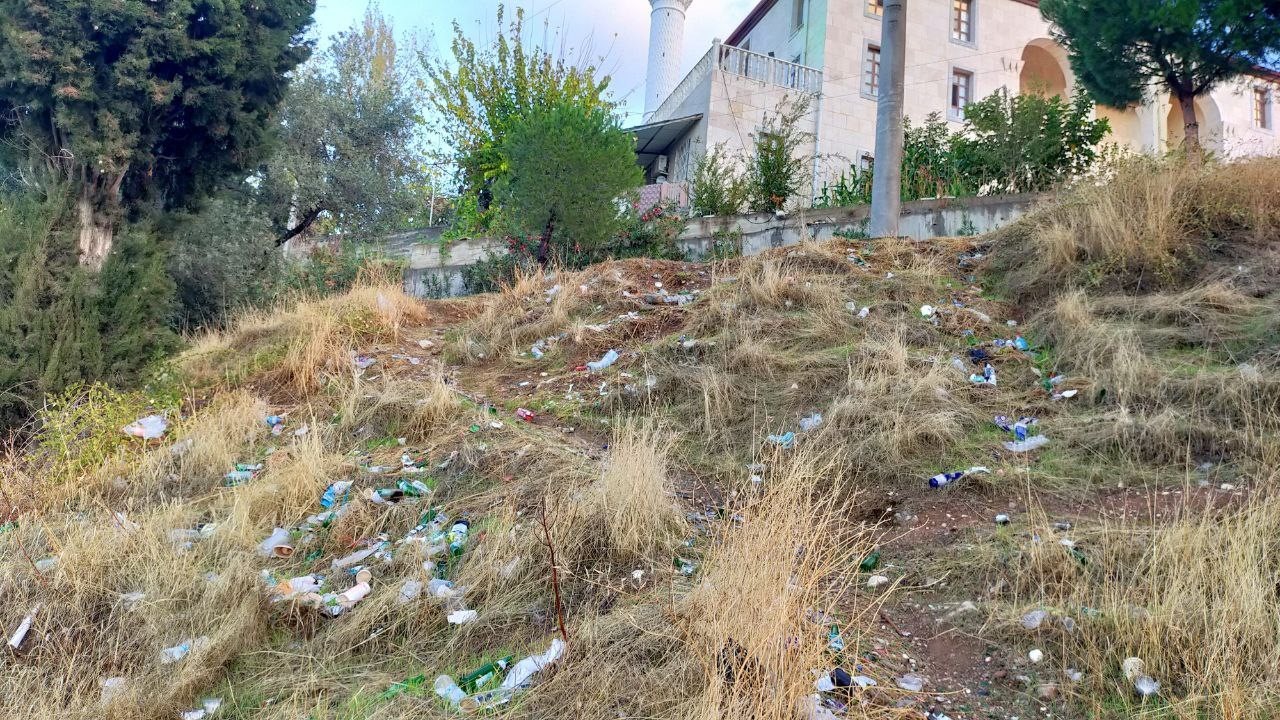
691;144;749;216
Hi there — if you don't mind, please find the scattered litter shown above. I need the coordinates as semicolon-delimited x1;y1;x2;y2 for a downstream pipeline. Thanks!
1066;668;1084;683
320;481;353;509
100;676;127;703
969;363;997;387
1021;609;1048;629
180;698;222;720
995;513;1011;525
270;574;323;602
497;638;565;693
866;575;889;589
1052;389;1078;400
586;349;619;372
516;408;535;422
798;413;823;432
159;636;209;664
258;528;294;558
418;339;435;349
321;571;373;616
1029;648;1045;663
447;609;478;625
896;673;925;692
398;579;424;604
122;414;167;440
293;424;309;437
265;415;285;435
920;304;936;318
34;557;57;573
928;466;990;489
353;355;377;370
766;432;796;449
8;605;38;649
1134;675;1161;697
1004;435;1050;452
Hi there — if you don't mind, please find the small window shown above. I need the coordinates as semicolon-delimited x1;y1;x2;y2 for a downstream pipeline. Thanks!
866;0;883;17
792;0;806;31
951;0;974;44
858;153;874;172
1254;88;1273;130
950;69;973;118
863;44;881;98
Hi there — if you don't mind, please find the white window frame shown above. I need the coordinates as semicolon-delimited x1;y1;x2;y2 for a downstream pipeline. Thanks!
791;0;806;33
1254;86;1274;131
950;0;976;47
861;42;882;100
865;0;883;19
949;67;974;120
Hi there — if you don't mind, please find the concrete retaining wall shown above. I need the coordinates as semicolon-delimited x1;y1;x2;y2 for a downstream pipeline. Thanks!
389;193;1045;297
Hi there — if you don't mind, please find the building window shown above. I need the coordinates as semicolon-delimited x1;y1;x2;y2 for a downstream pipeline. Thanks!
951;0;974;44
866;0;883;17
858;153;874;173
1255;88;1273;130
863;44;881;98
792;0;806;31
950;68;973;118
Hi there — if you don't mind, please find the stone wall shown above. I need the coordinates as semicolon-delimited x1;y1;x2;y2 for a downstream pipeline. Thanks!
390;193;1044;298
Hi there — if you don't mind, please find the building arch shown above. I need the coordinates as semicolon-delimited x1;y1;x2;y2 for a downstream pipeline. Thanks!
1166;94;1224;154
1019;39;1072;97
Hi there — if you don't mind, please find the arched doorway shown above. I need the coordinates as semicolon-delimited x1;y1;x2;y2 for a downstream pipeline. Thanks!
1166;95;1224;154
1020;40;1071;97
1095;105;1143;150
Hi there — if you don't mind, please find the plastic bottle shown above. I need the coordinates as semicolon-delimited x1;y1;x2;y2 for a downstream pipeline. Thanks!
459;657;513;693
1013;419;1029;442
434;675;470;706
928;470;966;489
320;481;353;509
447;521;471;557
586;349;619;372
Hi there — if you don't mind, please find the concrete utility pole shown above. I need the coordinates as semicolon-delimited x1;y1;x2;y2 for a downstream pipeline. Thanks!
868;0;906;238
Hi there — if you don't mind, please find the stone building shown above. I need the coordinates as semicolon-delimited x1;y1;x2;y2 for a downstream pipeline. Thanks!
630;0;1280;204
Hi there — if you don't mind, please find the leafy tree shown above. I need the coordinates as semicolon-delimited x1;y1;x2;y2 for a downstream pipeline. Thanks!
0;0;315;268
0;191;174;425
690;143;749;216
954;88;1109;193
497;102;642;264
1041;0;1280;153
423;4;615;196
747;98;814;212
260;7;426;244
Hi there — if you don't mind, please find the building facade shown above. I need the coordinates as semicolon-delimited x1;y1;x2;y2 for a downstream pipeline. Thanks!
631;0;1280;202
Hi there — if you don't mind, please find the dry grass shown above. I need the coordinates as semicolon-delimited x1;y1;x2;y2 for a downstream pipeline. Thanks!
564;417;689;565
990;490;1280;718
681;450;877;720
991;156;1280;302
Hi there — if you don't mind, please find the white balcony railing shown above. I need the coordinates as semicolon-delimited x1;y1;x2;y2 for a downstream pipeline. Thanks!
718;45;823;95
650;43;823;123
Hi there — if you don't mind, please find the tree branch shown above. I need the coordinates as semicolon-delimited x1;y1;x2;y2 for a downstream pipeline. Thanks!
276;205;323;246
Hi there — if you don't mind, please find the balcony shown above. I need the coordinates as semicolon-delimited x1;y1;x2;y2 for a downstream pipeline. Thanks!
650;42;822;123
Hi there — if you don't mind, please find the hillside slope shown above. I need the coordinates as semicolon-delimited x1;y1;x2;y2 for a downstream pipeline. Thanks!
2;157;1279;720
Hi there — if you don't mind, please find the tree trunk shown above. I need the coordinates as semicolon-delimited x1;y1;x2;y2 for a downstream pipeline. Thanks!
77;187;115;272
276;206;324;246
1177;92;1202;160
536;213;556;268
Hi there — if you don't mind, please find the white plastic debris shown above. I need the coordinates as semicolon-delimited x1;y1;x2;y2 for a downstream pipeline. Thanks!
1134;675;1161;697
447;609;478;625
8;605;39;649
1052;389;1079;400
271;575;323;601
798;413;823;432
1021;609;1048;630
920;304;936;318
180;697;222;720
500;638;566;691
257;527;294;558
896;673;925;692
100;676;128;704
122;414;168;440
1029;648;1045;663
866;575;889;589
159;636;209;664
1004;435;1050;453
434;675;472;708
398;579;424;605
858;306;870;318
586;349;619;372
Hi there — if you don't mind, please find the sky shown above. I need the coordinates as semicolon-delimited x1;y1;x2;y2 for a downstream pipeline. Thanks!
311;0;759;125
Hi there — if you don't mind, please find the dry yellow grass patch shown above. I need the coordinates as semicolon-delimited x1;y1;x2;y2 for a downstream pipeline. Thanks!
681;450;876;720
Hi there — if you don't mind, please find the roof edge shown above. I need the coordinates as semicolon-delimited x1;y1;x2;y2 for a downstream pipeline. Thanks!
725;0;777;47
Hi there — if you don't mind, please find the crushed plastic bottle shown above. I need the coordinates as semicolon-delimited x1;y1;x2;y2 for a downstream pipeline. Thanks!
928;465;990;489
7;605;38;649
799;413;823;432
122;414;168;440
766;432;796;449
1004;435;1050;452
320;481;353;509
586;349;619;372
